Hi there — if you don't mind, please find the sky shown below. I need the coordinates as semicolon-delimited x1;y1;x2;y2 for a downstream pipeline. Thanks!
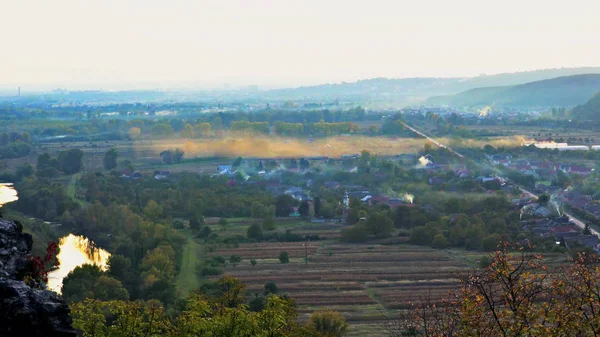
1;0;599;90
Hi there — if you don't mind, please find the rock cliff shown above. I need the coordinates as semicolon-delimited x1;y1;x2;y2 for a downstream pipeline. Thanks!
0;218;76;337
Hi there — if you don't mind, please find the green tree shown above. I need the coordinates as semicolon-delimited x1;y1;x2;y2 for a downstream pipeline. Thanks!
365;212;394;238
341;225;368;243
181;123;195;139
143;200;163;221
247;223;264;241
229;255;242;267
305;310;349;337
410;226;433;245
432;234;448;249
58;149;83;174
62;264;129;304
103;148;118;171
263;215;276;231
279;251;289;264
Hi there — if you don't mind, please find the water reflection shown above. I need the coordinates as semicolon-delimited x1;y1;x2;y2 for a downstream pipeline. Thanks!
47;234;111;293
0;183;18;207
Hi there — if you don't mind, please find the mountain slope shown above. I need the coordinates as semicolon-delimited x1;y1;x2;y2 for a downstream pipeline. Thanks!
426;74;600;107
572;92;600;120
263;67;600;103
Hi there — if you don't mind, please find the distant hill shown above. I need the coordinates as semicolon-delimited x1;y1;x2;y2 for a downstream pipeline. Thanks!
263;68;600;104
572;91;600;120
426;74;600;108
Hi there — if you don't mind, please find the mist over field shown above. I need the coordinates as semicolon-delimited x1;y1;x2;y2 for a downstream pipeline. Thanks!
149;134;532;159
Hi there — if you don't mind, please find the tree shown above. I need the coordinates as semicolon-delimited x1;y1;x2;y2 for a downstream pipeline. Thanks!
298;200;310;217
189;216;204;230
229;255;242;267
279;251;289;264
160;149;184;165
152;123;174;137
306;310;349;337
275;194;297;217
143;200;163;221
103;148;118;170
314;196;322;216
431;234;448;249
341;225;368;243
57;149;83;174
62;264;129;304
299;158;310;170
264;281;278;295
537;194;550;205
481;234;499;251
247;223;264;241
129;127;141;139
365;212;394;238
409;226;433;245
263;215;276;231
181;123;195;139
232;157;243;168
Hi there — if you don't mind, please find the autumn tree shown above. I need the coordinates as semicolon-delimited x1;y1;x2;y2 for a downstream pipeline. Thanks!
103;148;118;170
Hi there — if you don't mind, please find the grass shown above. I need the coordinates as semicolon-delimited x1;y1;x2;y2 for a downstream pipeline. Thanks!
66;173;88;207
175;230;204;295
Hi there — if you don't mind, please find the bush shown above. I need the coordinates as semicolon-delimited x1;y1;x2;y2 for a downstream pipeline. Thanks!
247;223;264;241
197;264;223;277
479;255;491;268
264;281;278;295
409;226;433;245
197;226;212;239
229;255;242;267
279;251;289;264
481;235;499;252
340;225;368;243
173;220;184;229
431;234;448;249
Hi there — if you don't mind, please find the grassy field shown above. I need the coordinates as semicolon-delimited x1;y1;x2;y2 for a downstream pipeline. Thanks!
175;230;205;295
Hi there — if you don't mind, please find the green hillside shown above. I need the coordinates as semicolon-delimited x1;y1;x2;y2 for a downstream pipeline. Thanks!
426;74;600;107
572;91;600;120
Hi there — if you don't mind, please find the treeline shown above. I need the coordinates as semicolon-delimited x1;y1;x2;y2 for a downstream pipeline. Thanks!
70;276;348;337
0;131;31;159
60;201;186;306
341;194;532;252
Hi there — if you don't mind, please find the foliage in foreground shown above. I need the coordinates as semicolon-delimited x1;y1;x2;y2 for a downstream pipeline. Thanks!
71;276;348;337
387;244;600;337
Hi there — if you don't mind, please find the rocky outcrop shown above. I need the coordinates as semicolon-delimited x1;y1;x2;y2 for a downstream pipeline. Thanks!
0;218;76;337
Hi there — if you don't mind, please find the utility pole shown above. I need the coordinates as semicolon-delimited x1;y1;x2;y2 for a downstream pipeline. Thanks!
304;239;310;265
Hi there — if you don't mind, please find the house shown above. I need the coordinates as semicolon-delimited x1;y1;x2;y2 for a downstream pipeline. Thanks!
324;181;341;190
120;169;133;179
428;177;445;185
289;207;300;217
217;165;233;174
568;165;592;175
154;170;170;180
132;171;143;179
348;191;371;200
456;169;470;178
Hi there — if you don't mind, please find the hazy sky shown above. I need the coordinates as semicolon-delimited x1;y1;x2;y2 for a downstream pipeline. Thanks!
1;0;599;90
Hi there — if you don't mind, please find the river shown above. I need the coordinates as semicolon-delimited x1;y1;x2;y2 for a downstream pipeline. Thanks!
0;182;110;293
47;234;111;293
0;183;18;207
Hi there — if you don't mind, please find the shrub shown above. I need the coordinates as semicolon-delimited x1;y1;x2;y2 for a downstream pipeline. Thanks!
279;251;289;264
